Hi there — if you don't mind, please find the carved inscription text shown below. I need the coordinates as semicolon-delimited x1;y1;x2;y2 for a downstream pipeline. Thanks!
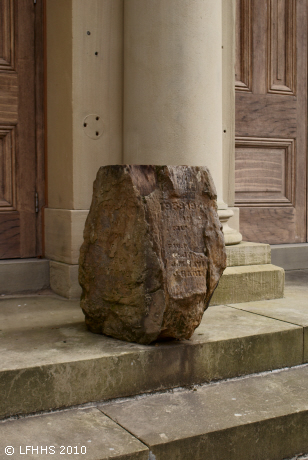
160;198;208;298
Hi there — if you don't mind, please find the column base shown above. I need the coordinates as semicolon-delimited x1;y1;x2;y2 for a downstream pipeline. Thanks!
218;208;242;245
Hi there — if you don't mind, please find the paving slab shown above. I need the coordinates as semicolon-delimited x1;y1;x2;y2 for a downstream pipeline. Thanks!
229;285;308;362
0;407;148;460
0;296;303;418
100;365;308;460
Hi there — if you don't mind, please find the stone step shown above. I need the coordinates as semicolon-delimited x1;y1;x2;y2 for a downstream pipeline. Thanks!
1;365;308;460
0;282;306;419
0;407;149;460
0;243;277;302
211;263;284;305
0;259;50;295
50;259;284;303
52;242;276;301
101;365;308;460
226;241;271;267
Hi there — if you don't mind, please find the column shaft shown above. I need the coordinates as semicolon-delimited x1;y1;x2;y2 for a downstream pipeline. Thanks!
123;0;241;244
124;0;223;200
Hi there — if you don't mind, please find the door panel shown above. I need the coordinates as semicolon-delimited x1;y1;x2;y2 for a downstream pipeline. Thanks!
268;0;296;95
235;0;307;244
0;0;43;258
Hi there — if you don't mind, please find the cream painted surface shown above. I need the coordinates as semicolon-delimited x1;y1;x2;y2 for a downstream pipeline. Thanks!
46;0;235;210
46;0;74;209
45;209;88;265
222;0;236;207
46;0;123;211
123;0;223;200
72;0;123;209
45;0;243;296
45;0;123;298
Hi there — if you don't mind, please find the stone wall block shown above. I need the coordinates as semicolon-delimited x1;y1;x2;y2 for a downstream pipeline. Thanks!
79;165;226;344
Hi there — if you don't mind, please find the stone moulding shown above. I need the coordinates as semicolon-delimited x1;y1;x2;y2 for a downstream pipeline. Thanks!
79;165;226;344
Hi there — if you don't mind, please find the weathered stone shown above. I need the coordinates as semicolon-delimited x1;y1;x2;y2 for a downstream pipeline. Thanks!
79;165;226;344
0;294;304;418
210;264;284;306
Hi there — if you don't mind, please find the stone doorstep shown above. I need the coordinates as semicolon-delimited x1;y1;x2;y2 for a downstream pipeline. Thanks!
1;366;308;460
210;264;284;306
0;243;277;302
0;284;306;420
225;241;271;267
50;255;282;303
0;259;50;295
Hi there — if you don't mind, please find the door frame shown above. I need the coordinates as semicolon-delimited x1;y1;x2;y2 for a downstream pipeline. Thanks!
34;0;46;257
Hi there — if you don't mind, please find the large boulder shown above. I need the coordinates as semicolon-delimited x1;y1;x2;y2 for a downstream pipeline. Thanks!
79;165;226;344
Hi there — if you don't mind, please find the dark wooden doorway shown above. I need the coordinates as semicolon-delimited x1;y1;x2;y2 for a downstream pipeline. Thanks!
235;0;307;244
0;0;45;258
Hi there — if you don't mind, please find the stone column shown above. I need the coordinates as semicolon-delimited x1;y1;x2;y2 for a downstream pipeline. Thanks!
123;0;242;245
45;0;123;297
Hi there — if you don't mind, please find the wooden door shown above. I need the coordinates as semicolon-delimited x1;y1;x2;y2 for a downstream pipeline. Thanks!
0;0;44;258
235;0;307;243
